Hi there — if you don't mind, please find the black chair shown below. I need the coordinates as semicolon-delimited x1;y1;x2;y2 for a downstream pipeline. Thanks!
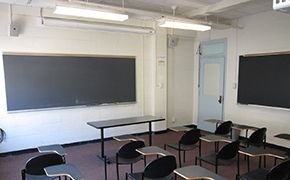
164;128;201;167
196;140;240;174
126;155;177;180
21;153;65;180
240;128;267;168
115;140;146;180
215;121;233;137
214;121;233;151
240;127;267;148
237;160;290;180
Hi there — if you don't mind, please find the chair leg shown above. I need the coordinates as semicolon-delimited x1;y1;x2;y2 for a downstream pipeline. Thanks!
178;150;182;167
144;156;147;167
164;144;167;150
247;156;250;172
130;163;133;173
116;163;120;180
215;164;218;174
215;158;218;174
183;151;186;163
125;172;128;180
195;157;197;165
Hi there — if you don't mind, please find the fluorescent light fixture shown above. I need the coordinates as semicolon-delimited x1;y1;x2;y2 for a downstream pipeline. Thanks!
158;18;211;31
54;6;129;21
42;17;154;34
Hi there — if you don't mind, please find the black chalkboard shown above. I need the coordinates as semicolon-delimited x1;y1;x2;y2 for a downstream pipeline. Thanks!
238;54;290;109
3;54;136;111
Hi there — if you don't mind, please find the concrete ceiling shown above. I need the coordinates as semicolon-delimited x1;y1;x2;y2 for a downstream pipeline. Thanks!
0;0;274;29
83;0;272;19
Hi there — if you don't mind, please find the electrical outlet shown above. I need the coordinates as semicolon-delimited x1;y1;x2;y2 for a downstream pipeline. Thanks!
172;117;175;123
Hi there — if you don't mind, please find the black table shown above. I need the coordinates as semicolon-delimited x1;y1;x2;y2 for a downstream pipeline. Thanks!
44;164;84;180
136;146;174;157
38;144;67;156
169;126;192;132
174;165;227;180
238;146;287;173
274;133;290;140
204;119;258;138
87;115;165;161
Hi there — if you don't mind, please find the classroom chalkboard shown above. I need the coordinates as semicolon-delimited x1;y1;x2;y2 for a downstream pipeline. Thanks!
238;54;290;109
3;53;136;111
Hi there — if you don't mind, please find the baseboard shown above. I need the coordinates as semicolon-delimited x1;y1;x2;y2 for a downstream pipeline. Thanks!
0;129;169;157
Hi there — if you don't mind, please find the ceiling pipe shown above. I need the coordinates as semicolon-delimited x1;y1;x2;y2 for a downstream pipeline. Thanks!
62;0;239;29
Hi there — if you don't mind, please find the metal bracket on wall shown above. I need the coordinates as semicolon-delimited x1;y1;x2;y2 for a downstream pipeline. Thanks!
0;128;5;143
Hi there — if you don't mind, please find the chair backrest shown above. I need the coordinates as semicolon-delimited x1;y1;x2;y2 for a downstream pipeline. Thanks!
179;128;201;145
215;121;232;135
217;140;240;160
24;153;64;175
248;127;267;146
143;155;177;179
267;160;290;180
117;140;145;159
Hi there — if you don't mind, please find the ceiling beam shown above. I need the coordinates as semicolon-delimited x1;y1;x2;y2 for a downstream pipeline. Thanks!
184;0;251;17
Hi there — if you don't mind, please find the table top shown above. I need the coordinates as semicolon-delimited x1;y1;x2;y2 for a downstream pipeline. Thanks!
200;134;233;143
38;144;67;156
204;119;258;131
44;164;84;180
113;134;144;142
174;165;227;180
169;126;192;132
232;124;258;131
239;146;287;159
274;133;290;140
87;115;165;129
204;119;224;124
136;146;174;156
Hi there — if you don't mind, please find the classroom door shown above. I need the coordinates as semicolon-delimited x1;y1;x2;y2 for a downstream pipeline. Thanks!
197;39;226;132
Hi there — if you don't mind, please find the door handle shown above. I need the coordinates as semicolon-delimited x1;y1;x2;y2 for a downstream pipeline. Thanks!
218;96;222;104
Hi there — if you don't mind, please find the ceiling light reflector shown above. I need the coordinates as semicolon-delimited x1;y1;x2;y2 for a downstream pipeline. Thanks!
158;18;211;31
54;6;129;21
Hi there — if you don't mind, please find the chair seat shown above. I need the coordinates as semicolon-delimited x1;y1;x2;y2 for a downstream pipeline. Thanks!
239;168;269;180
111;155;143;164
239;139;264;148
197;154;237;166
25;174;57;180
166;143;198;151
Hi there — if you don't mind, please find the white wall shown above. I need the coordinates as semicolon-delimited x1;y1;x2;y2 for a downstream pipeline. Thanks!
0;4;167;153
167;31;196;127
195;10;290;148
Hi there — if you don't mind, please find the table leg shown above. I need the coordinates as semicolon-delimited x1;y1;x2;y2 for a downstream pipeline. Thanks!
97;128;107;162
149;122;152;146
101;128;104;158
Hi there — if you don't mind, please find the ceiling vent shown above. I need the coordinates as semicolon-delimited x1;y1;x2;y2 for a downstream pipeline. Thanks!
273;0;290;13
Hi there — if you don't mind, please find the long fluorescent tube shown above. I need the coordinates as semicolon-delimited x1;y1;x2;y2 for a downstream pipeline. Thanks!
54;6;129;21
158;18;211;31
42;17;155;34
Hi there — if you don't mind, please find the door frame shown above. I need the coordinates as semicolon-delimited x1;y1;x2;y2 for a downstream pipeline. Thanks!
198;38;227;131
